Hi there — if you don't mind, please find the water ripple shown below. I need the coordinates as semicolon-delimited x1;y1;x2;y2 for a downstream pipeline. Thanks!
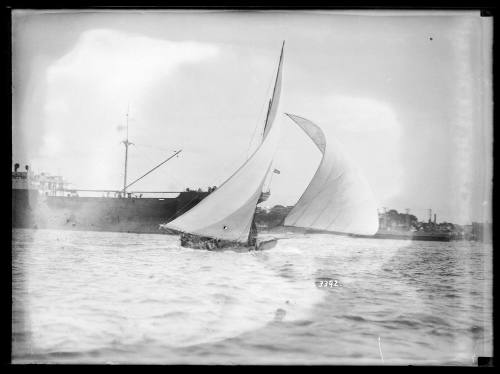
11;228;492;365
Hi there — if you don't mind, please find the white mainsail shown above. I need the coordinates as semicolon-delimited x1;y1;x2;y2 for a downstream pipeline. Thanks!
262;41;285;139
165;42;285;244
284;113;379;236
164;121;280;242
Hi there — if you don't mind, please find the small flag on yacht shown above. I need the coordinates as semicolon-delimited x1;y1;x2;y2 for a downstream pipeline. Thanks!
273;169;280;174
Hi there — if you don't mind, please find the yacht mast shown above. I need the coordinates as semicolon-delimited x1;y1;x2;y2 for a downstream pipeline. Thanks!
263;40;285;138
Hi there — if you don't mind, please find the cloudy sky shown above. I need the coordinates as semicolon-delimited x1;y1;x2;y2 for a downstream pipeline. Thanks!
12;10;492;224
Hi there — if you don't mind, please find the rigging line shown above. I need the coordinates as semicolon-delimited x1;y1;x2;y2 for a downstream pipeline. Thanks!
125;150;182;190
125;151;171;189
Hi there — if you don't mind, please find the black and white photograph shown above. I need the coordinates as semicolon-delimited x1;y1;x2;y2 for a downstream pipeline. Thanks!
11;8;493;365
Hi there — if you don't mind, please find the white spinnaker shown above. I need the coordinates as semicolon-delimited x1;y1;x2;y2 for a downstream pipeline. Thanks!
284;114;379;236
165;121;281;243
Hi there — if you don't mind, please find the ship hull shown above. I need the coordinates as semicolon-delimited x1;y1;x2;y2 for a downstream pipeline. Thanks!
178;233;277;252
12;189;208;234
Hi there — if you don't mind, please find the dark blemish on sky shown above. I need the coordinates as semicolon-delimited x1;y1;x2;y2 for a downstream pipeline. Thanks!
430;37;433;41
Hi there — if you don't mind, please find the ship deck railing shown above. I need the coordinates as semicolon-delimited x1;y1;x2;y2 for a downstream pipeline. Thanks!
49;189;209;198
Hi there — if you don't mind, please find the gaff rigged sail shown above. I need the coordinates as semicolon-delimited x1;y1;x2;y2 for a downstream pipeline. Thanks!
164;121;281;243
165;42;285;244
284;113;379;236
262;41;285;140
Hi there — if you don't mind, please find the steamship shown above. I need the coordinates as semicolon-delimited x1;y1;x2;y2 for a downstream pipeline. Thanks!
11;162;209;234
12;114;209;234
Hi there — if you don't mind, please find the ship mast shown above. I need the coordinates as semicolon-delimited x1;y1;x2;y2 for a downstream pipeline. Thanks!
122;105;133;195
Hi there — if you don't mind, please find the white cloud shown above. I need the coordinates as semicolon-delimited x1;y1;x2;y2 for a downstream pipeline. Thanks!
320;95;401;136
320;95;403;205
46;29;218;100
40;29;219;188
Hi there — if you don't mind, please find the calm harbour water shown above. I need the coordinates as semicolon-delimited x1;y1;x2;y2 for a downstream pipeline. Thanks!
12;228;492;365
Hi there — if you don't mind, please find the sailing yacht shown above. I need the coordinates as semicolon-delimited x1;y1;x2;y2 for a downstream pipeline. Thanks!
163;42;285;251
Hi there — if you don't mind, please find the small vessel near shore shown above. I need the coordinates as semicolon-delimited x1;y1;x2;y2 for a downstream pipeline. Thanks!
163;42;285;251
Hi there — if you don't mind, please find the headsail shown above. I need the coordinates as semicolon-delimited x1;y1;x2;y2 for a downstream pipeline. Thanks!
284;114;379;236
262;41;285;139
165;121;281;243
165;42;285;245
